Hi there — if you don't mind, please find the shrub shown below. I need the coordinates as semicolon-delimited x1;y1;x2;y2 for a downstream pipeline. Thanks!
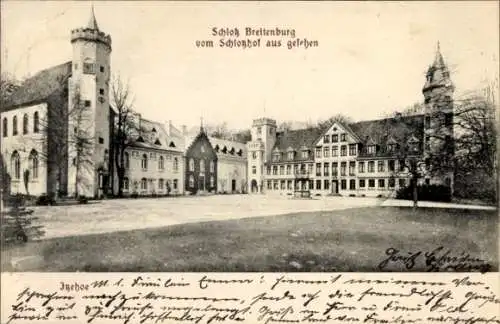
36;194;56;206
131;193;139;199
78;196;89;204
396;184;452;202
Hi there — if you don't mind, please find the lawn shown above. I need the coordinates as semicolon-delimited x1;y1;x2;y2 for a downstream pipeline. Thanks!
1;206;497;272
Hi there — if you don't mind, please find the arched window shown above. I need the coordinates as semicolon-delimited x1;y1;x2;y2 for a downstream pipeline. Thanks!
33;111;39;133
124;152;130;169
12;116;18;136
29;150;38;179
141;154;148;170
123;177;129;190
189;175;195;188
2;117;7;137
210;160;215;173
189;158;195;172
11;151;21;179
23;114;29;134
173;157;179;172
159;178;164;189
159;156;164;170
200;159;205;173
141;178;148;190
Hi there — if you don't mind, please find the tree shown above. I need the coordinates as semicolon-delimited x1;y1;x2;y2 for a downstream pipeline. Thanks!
0;72;20;107
317;114;354;129
278;121;293;132
110;74;135;197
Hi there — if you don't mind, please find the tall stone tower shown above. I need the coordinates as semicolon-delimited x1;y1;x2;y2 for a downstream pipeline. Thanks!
247;118;276;193
68;6;112;198
422;42;454;188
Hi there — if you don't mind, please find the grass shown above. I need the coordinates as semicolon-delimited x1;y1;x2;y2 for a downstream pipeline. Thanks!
1;206;497;272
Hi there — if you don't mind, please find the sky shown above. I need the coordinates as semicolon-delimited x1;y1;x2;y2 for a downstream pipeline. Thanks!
1;1;498;130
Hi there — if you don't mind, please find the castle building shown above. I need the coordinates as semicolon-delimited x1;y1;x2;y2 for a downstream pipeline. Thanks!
247;44;454;197
1;7;114;198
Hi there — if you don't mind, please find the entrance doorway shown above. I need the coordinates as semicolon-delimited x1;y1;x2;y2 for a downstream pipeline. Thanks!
331;180;338;194
231;179;236;192
251;179;258;193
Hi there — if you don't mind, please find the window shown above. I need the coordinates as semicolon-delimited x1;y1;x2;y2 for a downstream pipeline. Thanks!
252;152;257;159
200;159;205;173
286;165;291;175
340;162;346;176
29;150;38;179
12;116;18;136
252;166;257;174
210;161;215;173
173;157;179;172
301;150;309;159
173;179;178;189
189;158;195;171
349;162;355;175
272;166;278;175
332;134;338;142
387;144;397;152
267;181;272;190
123;177;129;190
316;163;321;176
340;145;347;156
349;179;356;190
332;146;338;157
316;180;321;190
425;116;431;128
389;178;395;188
332;162;338;176
257;127;262;135
324;163;329;176
159;179;164;189
315;147;321;158
266;166;271;175
2;117;7;137
368;161;375;173
324;180;330;190
323;135;330;143
99;88;104;95
84;100;91;107
280;180;286;190
23;114;28;134
141;154;148;170
100;66;105;73
378;179;385;188
274;181;279;190
273;153;280;162
287;180;292;190
341;180;347;190
159;156;164;170
279;165;284;175
287;151;294;160
99;137;104;144
368;179;375;188
399;160;406;172
33;112;39;133
323;147;330;158
308;164;313;174
359;179;366;188
141;178;148;190
378;161;385;172
388;160;395;172
83;63;95;74
189;175;195;188
210;176;215;188
358;162;365;173
349;144;356;156
399;179;406;188
340;133;346;141
367;145;376;154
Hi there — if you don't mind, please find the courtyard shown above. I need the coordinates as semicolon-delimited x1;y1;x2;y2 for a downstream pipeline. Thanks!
2;195;497;272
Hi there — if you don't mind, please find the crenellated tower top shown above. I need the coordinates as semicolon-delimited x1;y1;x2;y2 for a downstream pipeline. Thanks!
70;5;112;51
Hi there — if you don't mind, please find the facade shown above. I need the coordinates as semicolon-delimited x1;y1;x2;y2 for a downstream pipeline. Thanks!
247;44;455;197
210;137;247;193
184;128;218;194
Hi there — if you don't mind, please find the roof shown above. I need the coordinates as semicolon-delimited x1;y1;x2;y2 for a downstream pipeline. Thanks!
129;117;184;153
349;114;425;158
273;127;325;161
2;61;72;112
209;136;247;158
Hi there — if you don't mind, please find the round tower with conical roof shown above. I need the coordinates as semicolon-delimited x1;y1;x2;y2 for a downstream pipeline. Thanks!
68;5;112;198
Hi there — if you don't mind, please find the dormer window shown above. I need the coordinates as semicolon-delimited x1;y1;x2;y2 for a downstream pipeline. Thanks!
367;145;377;154
272;153;280;162
229;147;235;155
222;146;227;154
169;141;176;148
287;151;294;160
215;145;220;152
301;150;309;159
154;139;161;145
387;143;397;152
237;149;243;156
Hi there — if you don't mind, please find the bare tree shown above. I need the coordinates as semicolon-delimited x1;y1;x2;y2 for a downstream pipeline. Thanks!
277;121;293;132
317;114;354;129
0;72;20;107
110;74;135;197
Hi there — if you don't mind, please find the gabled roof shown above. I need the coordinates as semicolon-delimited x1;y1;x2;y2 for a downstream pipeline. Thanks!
209;136;246;158
273;127;325;161
129;117;183;153
2;61;72;112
